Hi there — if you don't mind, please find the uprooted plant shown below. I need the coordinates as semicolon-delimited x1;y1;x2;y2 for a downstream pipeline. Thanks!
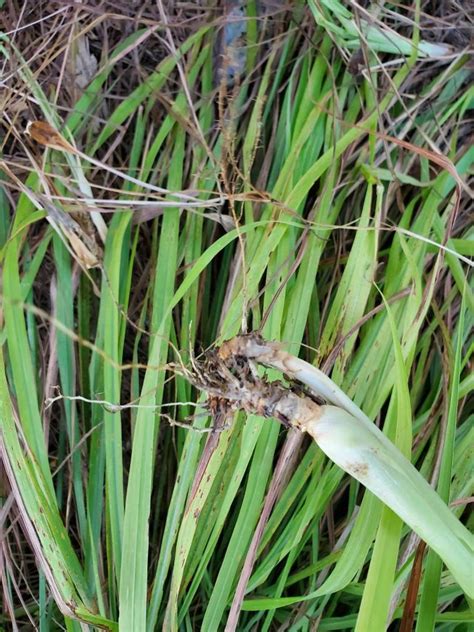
185;333;473;600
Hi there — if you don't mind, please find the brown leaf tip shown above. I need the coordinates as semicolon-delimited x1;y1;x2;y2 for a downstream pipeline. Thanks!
25;120;75;153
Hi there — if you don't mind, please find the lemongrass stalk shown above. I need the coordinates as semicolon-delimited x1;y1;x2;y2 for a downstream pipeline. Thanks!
306;405;473;598
218;336;474;598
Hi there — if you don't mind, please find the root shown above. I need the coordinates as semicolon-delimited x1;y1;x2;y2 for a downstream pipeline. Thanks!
188;333;321;430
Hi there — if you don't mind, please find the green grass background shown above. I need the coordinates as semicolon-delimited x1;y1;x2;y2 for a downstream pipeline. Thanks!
1;1;473;630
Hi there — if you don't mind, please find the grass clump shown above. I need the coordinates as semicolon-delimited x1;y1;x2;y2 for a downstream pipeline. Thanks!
1;2;472;630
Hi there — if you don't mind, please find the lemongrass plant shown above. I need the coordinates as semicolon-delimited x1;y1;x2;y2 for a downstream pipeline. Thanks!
190;334;473;600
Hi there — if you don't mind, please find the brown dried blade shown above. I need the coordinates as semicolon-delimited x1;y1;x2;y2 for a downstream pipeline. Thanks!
185;397;233;513
225;429;303;632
